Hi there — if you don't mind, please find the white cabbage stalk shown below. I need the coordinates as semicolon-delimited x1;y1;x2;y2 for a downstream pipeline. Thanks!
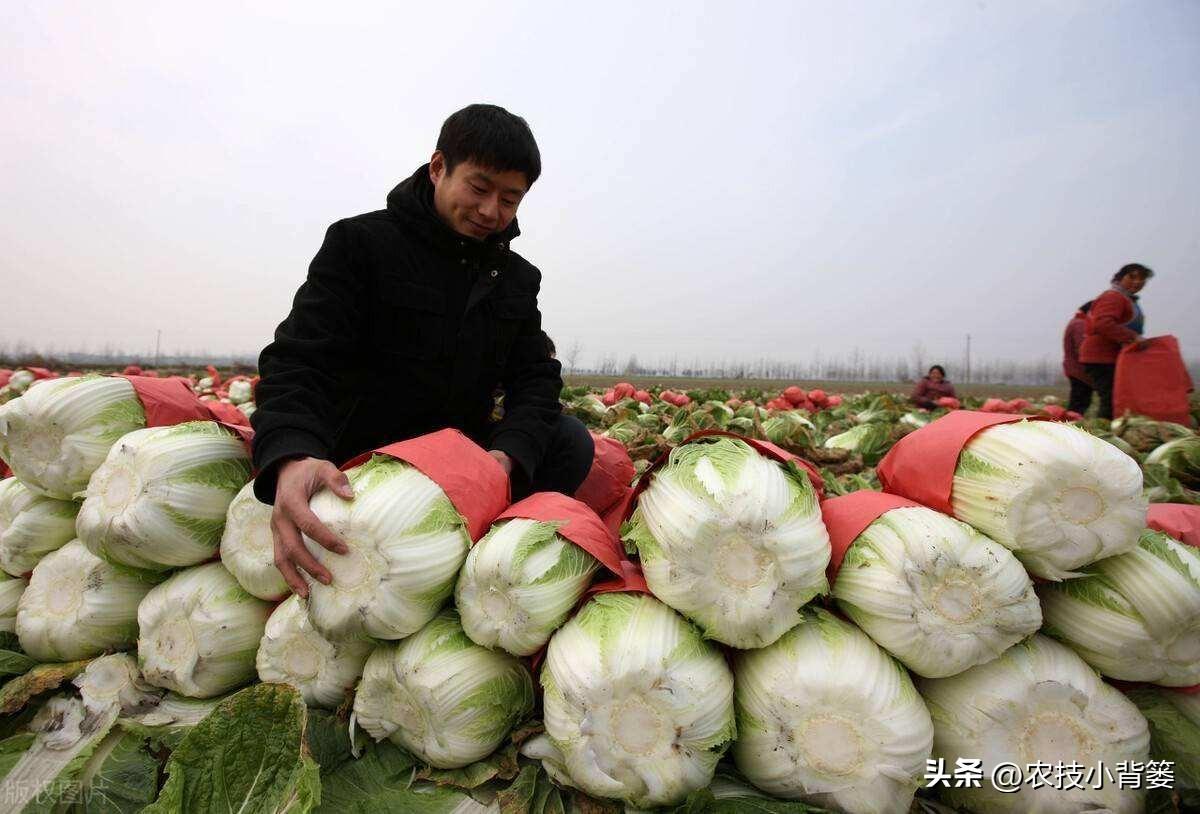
0;695;120;811
121;692;227;731
256;595;372;709
1127;687;1200;790
624;437;830;648
455;517;600;656
0;375;145;500
237;402;256;418
0;654;158;811
220;481;289;601
733;609;932;814
303;455;470;640
1038;529;1200;686
227;380;253;405
8;369;36;393
540;592;735;808
137;562;271;698
352;608;533;769
833;506;1041;678
0;571;25;633
16;539;160;662
74;653;162;717
952;420;1147;579
0;476;80;577
918;634;1150;814
77;421;251;571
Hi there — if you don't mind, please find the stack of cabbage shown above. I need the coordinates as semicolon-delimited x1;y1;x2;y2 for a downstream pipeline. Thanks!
2;378;1194;813
0;376;263;701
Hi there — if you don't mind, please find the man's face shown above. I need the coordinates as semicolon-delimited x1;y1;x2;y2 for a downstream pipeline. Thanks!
429;152;528;241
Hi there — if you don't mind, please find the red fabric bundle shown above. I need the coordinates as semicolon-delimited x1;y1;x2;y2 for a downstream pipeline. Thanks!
1146;503;1200;550
1113;335;1194;425
496;492;625;577
573;433;636;535
121;375;253;453
820;491;923;583
340;428;509;543
877;410;1052;514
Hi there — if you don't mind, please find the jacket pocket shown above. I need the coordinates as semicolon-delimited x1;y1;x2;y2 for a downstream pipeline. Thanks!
488;295;536;368
378;278;447;360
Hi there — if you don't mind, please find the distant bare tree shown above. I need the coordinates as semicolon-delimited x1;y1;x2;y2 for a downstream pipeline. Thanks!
911;342;926;377
564;340;583;373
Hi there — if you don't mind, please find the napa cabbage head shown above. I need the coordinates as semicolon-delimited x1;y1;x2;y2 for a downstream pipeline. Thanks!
538;592;735;808
733;608;933;814
16;540;161;662
1038;529;1200;686
918;634;1149;814
137;562;272;698
256;595;372;709
302;454;471;640
0;477;79;577
76;421;251;571
951;420;1146;579
1145;436;1200;490
833;505;1041;678
352;608;533;769
219;480;289;601
624;436;829;648
0;572;25;634
455;517;600;656
0;375;146;500
823;423;892;465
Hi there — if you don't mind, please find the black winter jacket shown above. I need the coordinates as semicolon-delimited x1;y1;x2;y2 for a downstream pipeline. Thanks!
250;165;563;503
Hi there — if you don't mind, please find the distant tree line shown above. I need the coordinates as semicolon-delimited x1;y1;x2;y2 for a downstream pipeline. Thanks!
3;340;1197;387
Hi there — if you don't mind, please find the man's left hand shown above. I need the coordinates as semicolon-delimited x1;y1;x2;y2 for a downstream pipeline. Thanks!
488;449;514;476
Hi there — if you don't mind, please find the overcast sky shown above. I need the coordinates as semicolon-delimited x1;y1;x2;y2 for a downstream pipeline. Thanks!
3;1;1198;374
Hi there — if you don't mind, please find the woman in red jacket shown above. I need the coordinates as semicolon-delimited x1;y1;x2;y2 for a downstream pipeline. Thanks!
911;365;957;408
1078;263;1153;419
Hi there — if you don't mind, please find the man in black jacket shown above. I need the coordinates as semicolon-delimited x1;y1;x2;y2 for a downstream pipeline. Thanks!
252;104;593;596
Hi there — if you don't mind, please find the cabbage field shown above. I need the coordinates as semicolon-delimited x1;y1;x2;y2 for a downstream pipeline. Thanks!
0;365;1197;813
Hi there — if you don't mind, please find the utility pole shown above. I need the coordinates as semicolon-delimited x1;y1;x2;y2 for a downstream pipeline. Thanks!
154;330;161;368
964;334;972;383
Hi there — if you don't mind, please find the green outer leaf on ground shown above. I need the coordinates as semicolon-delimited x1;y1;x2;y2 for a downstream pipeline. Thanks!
142;683;319;814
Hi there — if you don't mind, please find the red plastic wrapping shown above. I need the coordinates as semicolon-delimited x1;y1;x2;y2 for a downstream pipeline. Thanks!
341;428;510;543
1113;335;1194;425
876;411;1052;515
584;559;651;598
609;429;825;534
573;433;636;534
122;375;253;452
496;492;625;576
1146;503;1200;549
820;491;923;582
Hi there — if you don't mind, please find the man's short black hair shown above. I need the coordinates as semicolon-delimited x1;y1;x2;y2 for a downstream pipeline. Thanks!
928;364;947;377
437;104;541;187
541;331;556;359
1111;263;1154;283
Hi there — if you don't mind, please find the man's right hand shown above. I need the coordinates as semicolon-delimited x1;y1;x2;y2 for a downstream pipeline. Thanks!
271;457;354;598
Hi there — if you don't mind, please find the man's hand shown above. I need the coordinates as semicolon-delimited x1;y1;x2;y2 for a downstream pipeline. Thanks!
271;457;354;598
488;449;514;477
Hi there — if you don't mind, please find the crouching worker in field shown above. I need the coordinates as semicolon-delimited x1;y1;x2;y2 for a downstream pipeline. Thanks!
251;104;593;596
910;365;957;409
